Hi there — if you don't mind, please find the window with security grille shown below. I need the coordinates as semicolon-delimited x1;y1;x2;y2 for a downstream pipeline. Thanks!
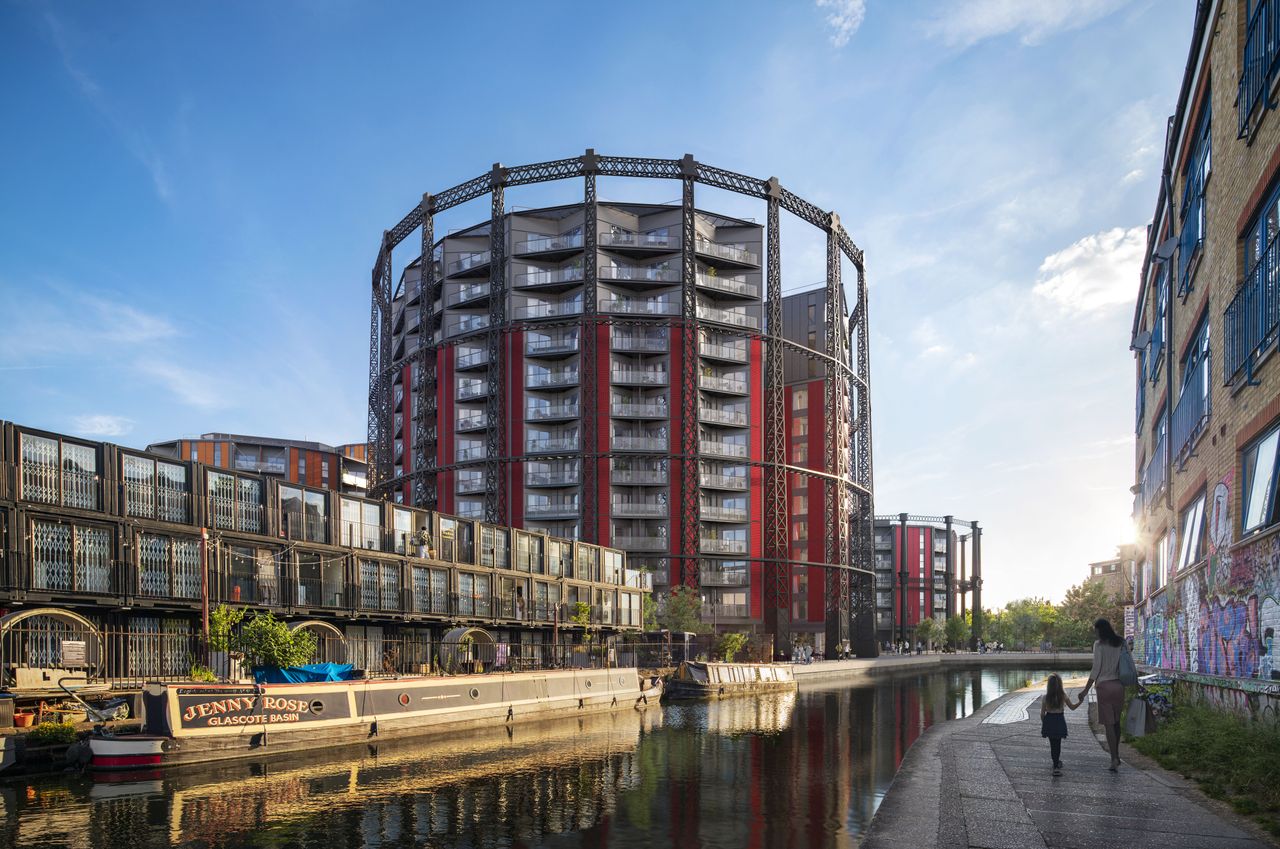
30;519;112;593
20;432;99;510
136;533;202;599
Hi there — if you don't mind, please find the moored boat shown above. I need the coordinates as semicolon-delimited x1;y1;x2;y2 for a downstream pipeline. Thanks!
90;666;657;770
664;661;797;700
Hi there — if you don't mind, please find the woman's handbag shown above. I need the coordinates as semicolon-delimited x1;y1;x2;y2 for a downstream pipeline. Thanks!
1118;646;1139;686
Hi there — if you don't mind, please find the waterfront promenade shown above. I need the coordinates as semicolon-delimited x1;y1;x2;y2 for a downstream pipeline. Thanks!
861;678;1274;849
789;651;1093;683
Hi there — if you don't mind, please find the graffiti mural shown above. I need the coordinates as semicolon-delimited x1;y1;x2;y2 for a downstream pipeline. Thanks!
1137;470;1280;685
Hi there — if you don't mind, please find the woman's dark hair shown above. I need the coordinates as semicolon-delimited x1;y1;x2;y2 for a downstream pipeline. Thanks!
1094;618;1123;647
1045;673;1065;710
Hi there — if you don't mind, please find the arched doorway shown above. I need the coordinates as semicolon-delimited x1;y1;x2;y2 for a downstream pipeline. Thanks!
0;608;104;690
289;620;349;664
440;627;496;674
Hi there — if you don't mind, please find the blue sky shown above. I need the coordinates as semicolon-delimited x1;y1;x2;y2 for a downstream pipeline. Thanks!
0;0;1192;606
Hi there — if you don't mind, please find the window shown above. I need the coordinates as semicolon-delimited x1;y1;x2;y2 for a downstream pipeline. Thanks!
298;454;306;480
1176;493;1206;574
1239;0;1279;135
358;559;400;611
792;388;807;411
123;454;190;523
208;471;263;533
214;444;222;467
791;494;807;514
481;525;510;568
227;546;279;604
29;519;112;593
1150;269;1168;382
340;499;381;550
791;519;808;541
392;508;414;554
322;458;330;484
280;486;328;544
1173;317;1211;462
1229;181;1280;383
1178;100;1211;292
1151;531;1172;594
792;569;808;620
20;433;99;510
793;416;809;437
792;442;808;464
1242;425;1280;533
136;532;202;599
808;304;817;324
190;444;198;462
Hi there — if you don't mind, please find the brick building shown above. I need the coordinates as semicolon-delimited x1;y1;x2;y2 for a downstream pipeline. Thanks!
148;433;369;496
1084;547;1137;601
1130;0;1280;699
871;514;982;646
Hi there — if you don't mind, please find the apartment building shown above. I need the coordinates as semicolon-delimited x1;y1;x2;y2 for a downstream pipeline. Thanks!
871;515;981;645
1130;0;1280;699
148;433;369;496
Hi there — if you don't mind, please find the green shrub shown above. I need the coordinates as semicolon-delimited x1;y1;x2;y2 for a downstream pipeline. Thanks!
189;664;217;682
28;721;78;745
1132;706;1280;836
713;632;749;663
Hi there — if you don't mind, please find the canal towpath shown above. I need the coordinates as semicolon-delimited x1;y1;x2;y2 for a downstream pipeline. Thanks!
861;677;1276;849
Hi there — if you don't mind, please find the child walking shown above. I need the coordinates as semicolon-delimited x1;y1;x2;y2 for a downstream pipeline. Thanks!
1040;674;1081;776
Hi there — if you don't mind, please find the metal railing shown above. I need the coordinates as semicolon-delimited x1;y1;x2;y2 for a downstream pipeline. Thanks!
526;370;580;388
512;301;583;320
457;445;486;461
599;266;680;283
699;537;747;554
697;304;758;329
599;230;674;249
445;251;491;275
611;535;669;552
611;333;668;352
700;504;748;522
696;272;758;297
1171;356;1210;464
612;435;668;452
526;469;580;486
1224;241;1280;383
695;238;758;265
456;474;487;494
699;341;749;362
1141;432;1169;510
526;334;579;355
699;568;749;586
611;401;668;418
699;472;747;490
698;373;749;394
516;233;584;254
525;436;580;453
701;603;751;620
455;348;489;369
445;282;490;306
611;468;667;485
599;298;678;316
456;411;488;431
700;440;748;459
611;499;667;518
445;314;490;337
525;498;581;517
700;406;748;426
611;368;669;385
1239;0;1280;136
526;403;580;421
457;381;487;400
514;267;585;288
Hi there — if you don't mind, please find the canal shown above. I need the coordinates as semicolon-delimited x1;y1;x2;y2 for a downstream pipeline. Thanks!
0;665;1077;849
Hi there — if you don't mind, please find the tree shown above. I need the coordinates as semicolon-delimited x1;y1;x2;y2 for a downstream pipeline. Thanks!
945;615;970;650
641;594;658;631
210;605;318;670
714;632;749;662
915;617;940;651
657;586;707;634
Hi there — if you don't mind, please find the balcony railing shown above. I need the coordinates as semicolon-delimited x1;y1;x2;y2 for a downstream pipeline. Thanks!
700;504;748;522
446;314;490;337
526;370;580;388
611;468;667;485
701;603;751;619
700;440;748;459
526;436;580;453
233;456;287;475
456;445;486;462
526;403;580;421
611;535;669;552
526;468;580;487
445;282;490;307
1224;244;1280;384
696;272;758;298
612;333;669;352
455;411;487;432
697;304;758;329
1172;358;1210;466
526;334;579;356
599;266;681;283
526;499;580;517
513;301;583;320
700;537;747;554
612;435;668;452
611;368;669;385
699;568;749;586
599;230;674;250
699;373;749;394
514;267;585;288
457;381;487;401
455;349;489;369
1141;432;1169;510
611;401;669;418
456;475;486;494
695;238;758;265
699;472;747;490
699;341;748;362
446;251;491;276
600;298;678;316
516;233;584;254
700;406;748;426
611;499;667;518
1238;0;1280;137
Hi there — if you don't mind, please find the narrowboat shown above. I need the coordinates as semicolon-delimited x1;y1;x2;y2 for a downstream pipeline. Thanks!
89;666;661;770
664;661;797;700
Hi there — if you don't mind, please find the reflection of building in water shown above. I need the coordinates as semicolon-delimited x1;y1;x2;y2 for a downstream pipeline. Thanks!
664;690;796;736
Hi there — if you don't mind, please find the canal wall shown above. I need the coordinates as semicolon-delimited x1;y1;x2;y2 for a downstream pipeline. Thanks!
791;652;1092;684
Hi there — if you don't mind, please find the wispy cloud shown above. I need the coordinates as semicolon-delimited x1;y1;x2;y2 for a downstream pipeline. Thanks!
72;414;135;437
134;360;228;410
43;12;174;203
926;0;1130;49
1032;225;1146;316
816;0;867;47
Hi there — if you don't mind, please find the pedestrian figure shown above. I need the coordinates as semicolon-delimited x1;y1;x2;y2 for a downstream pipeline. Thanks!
1076;618;1127;771
1040;673;1080;776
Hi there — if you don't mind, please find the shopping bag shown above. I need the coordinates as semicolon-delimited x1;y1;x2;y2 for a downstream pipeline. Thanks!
1124;697;1150;737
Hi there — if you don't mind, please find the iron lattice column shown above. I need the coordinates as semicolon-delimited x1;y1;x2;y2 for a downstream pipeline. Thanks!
824;214;850;657
898;512;909;646
678;156;700;589
484;165;508;525
580;151;599;542
970;520;983;648
366;233;395;497
851;261;877;657
762;181;790;658
944;515;955;620
414;195;439;509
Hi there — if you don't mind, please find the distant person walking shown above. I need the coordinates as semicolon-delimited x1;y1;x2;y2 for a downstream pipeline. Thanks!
1040;673;1081;776
1076;618;1127;771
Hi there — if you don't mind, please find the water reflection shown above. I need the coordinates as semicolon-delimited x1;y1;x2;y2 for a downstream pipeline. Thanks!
1;666;1069;849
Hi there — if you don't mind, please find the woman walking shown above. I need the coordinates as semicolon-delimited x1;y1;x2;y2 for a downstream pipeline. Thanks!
1076;618;1126;770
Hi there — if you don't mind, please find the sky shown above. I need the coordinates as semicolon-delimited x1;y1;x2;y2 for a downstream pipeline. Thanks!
0;0;1194;607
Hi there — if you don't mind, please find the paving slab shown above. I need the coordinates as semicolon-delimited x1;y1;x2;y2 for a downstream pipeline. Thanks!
861;679;1277;848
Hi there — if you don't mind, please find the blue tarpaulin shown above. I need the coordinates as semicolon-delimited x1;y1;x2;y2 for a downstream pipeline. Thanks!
252;663;355;684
